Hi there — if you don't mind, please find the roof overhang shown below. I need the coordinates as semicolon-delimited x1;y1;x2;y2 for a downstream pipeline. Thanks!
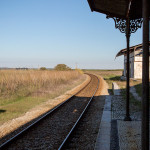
116;42;150;57
87;0;150;19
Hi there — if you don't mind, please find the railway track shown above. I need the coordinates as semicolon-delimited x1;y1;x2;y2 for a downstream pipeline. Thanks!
0;74;100;150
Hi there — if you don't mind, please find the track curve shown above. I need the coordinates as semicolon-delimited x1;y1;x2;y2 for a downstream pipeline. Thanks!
0;74;99;150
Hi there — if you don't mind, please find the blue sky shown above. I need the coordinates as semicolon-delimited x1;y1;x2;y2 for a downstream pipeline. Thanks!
0;0;142;69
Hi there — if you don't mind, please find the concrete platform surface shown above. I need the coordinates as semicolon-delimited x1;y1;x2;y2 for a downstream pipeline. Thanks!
95;82;148;150
94;95;111;150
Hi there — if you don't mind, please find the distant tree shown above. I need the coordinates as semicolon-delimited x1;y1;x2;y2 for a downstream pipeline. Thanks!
54;64;71;71
40;67;47;70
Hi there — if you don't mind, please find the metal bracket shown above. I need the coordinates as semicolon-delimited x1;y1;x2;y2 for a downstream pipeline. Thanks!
106;16;143;35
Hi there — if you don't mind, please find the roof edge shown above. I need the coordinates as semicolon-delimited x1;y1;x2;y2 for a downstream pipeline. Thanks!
116;42;150;58
87;0;94;12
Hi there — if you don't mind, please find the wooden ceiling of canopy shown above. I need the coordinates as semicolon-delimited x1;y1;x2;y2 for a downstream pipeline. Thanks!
87;0;149;19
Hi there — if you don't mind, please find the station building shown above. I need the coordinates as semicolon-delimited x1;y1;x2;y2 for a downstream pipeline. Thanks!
116;42;150;79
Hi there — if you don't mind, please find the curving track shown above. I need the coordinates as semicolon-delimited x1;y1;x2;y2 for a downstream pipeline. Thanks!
0;74;99;150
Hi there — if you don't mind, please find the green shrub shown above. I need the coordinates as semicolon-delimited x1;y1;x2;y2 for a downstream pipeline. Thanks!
54;64;71;71
40;67;47;70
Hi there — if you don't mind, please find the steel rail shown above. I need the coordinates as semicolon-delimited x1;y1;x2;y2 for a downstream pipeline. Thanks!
0;74;92;150
58;74;99;150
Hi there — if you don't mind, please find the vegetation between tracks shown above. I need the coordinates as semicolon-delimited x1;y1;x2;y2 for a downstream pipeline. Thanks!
0;70;84;124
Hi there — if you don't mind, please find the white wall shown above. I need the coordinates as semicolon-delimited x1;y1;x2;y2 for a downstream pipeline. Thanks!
134;61;142;79
122;50;150;79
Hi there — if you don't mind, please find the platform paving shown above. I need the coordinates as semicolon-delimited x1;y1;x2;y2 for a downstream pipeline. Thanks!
94;95;111;150
130;86;141;101
117;120;141;150
95;82;149;150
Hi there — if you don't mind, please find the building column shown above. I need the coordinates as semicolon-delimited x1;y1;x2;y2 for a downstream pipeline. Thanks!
124;17;132;121
142;0;149;149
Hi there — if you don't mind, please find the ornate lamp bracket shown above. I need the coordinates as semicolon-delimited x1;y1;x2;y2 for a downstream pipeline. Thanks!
106;16;143;35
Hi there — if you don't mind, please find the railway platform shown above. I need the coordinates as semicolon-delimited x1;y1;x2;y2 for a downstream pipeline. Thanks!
95;82;144;150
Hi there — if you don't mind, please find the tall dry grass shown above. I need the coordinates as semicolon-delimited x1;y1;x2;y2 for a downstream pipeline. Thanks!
0;70;81;104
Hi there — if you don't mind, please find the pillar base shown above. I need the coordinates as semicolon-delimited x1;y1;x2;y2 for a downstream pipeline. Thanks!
124;116;132;121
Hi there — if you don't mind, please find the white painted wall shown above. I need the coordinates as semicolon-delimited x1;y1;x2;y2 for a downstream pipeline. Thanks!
134;62;142;79
122;48;150;79
135;57;142;61
123;51;143;79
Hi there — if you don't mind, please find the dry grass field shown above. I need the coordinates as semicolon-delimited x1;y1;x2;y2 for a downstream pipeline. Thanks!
0;70;85;124
0;70;82;104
